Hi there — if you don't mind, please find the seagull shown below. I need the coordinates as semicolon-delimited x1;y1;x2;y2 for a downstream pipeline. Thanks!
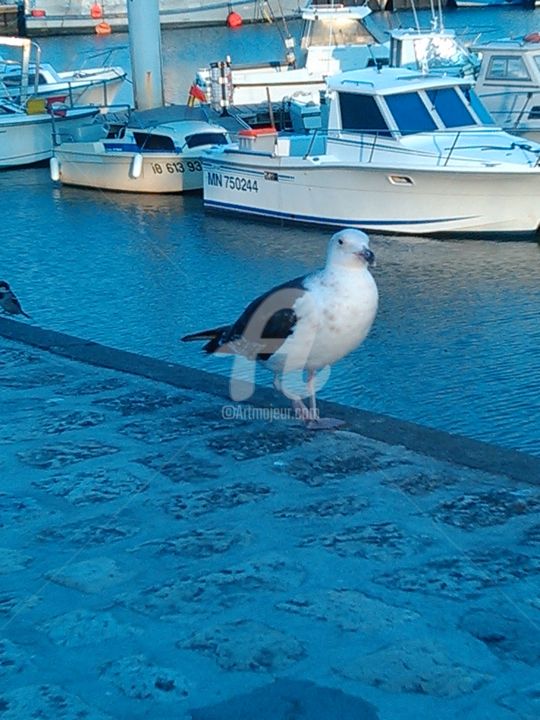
181;228;378;429
0;281;31;319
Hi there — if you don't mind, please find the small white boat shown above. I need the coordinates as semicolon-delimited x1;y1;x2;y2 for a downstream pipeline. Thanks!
202;66;540;236
473;35;540;143
51;109;230;193
193;2;389;109
0;97;99;168
0;38;126;107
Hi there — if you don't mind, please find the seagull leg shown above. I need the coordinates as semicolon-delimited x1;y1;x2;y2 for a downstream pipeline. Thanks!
274;374;311;422
305;370;345;431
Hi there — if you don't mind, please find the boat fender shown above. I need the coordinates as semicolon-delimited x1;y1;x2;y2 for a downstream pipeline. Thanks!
227;11;243;28
95;21;112;34
524;32;540;43
50;156;60;182
90;2;103;19
130;153;143;179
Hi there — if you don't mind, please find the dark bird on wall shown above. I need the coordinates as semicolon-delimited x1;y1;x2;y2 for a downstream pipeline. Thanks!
0;281;31;319
182;228;378;429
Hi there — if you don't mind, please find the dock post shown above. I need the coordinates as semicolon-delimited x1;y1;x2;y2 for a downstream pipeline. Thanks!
126;0;164;110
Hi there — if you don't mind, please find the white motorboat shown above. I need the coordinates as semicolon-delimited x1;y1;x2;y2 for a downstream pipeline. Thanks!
22;0;301;36
0;38;126;107
192;2;389;110
473;36;540;143
202;66;540;236
51;108;230;193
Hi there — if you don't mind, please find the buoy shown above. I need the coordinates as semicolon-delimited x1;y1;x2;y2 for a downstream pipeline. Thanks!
30;9;46;17
524;32;540;43
50;156;60;182
129;153;143;179
227;11;243;28
95;21;112;35
90;2;103;19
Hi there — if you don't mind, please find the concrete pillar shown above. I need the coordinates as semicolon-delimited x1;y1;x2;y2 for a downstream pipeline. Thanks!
126;0;164;110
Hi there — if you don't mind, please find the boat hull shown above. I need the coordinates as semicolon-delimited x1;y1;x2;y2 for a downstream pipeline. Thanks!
0;108;98;168
203;155;540;236
54;144;205;193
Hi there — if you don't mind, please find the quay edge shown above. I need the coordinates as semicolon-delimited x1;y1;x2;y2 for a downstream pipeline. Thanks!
1;315;539;485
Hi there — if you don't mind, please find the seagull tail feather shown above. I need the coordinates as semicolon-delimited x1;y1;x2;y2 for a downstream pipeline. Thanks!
181;326;229;343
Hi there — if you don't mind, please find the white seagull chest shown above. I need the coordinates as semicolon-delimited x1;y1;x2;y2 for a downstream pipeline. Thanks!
268;267;378;374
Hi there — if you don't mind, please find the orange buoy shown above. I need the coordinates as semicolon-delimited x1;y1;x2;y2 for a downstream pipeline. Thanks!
31;9;46;16
95;21;111;35
227;11;243;28
90;2;103;19
524;32;540;43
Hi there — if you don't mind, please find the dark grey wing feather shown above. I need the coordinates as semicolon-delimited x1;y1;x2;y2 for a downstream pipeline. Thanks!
213;274;309;359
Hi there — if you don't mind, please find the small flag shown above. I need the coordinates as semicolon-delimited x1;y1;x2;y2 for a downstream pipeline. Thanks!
187;83;208;107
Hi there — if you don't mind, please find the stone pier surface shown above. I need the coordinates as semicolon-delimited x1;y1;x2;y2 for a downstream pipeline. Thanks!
0;320;539;720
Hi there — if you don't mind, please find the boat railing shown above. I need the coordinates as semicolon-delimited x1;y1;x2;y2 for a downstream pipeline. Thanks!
477;89;540;127
297;127;540;167
77;45;128;70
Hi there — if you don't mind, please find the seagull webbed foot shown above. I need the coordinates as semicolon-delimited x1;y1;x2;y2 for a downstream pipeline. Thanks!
306;416;346;431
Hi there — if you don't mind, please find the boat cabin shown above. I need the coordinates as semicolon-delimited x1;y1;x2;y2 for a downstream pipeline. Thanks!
326;68;494;139
389;28;480;77
473;39;540;139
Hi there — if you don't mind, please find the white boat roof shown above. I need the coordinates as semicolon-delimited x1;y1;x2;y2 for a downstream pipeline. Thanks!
471;39;540;53
128;119;226;137
327;66;472;95
300;3;371;21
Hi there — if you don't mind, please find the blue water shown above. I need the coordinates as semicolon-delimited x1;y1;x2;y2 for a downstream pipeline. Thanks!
2;7;540;456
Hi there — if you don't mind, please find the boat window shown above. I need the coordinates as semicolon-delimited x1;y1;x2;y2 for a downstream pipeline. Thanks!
385;91;437;135
460;86;495;125
486;55;531;81
304;18;376;48
426;87;474;127
533;56;540;74
133;132;176;151
338;92;392;136
2;72;39;87
184;132;229;149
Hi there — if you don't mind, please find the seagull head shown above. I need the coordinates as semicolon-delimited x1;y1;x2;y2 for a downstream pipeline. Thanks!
327;229;375;269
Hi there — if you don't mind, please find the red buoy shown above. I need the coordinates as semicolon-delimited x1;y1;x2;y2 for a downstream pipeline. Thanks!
95;21;112;35
227;11;243;28
90;2;103;19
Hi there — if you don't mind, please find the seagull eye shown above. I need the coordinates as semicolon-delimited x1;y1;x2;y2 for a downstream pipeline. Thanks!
337;239;343;246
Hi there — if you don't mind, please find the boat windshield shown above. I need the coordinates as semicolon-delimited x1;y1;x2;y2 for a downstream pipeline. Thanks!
185;132;228;149
425;87;474;128
133;132;175;151
460;86;495;125
303;18;376;49
338;92;392;136
385;91;437;135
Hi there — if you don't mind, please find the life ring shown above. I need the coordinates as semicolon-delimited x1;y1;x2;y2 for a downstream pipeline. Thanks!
95;21;112;35
524;32;540;43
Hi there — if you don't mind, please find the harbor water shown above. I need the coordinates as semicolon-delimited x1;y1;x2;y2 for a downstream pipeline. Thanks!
2;7;540;456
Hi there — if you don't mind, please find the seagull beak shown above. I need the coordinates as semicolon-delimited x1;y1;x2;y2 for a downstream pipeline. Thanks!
358;248;376;266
